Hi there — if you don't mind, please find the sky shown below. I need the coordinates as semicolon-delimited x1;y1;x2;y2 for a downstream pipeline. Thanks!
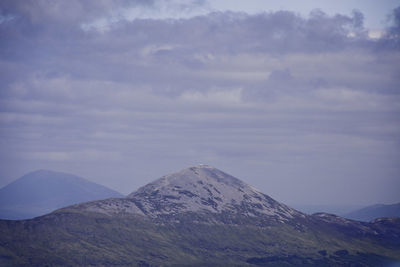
0;0;399;207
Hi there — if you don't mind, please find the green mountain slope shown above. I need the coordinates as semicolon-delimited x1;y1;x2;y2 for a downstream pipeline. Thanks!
0;210;399;266
0;166;399;266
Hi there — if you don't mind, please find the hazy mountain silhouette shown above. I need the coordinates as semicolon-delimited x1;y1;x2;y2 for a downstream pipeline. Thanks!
0;170;123;219
343;202;400;222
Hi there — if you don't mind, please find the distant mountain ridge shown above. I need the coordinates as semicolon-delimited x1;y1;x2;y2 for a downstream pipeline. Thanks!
291;204;364;216
0;169;123;219
343;202;400;222
0;165;399;266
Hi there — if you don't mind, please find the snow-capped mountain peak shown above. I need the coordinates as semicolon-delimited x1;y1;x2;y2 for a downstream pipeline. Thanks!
126;165;302;220
67;165;304;222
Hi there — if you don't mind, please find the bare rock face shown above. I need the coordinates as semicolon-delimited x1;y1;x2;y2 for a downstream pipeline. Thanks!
72;165;304;222
128;165;303;221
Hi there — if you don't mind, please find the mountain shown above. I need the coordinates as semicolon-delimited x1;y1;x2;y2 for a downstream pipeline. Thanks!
291;204;364;215
77;165;303;222
0;165;399;266
343;202;400;222
0;169;123;219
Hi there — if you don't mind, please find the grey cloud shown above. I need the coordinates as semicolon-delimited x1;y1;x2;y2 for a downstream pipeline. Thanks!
387;6;400;36
0;2;399;204
242;69;319;102
381;6;400;50
0;7;388;90
0;0;152;24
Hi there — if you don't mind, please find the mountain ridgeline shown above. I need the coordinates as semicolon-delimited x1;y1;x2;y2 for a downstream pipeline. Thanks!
0;165;399;266
343;202;400;222
0;170;123;219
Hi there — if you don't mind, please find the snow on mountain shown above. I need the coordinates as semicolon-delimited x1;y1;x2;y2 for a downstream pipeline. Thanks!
72;165;305;221
71;198;145;216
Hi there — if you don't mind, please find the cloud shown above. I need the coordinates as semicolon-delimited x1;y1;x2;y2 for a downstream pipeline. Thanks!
0;1;399;204
0;0;150;24
387;6;400;35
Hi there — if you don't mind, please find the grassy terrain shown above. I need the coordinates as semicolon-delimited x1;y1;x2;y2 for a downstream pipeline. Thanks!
0;209;399;266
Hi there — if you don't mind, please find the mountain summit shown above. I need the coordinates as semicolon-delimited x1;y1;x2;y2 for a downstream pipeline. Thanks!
127;165;302;220
73;165;303;222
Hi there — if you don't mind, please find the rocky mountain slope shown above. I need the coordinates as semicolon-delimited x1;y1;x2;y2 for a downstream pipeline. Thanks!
0;170;123;219
0;165;399;266
75;165;303;222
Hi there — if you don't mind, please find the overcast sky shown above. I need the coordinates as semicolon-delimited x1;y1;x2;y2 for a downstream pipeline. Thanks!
0;0;399;206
